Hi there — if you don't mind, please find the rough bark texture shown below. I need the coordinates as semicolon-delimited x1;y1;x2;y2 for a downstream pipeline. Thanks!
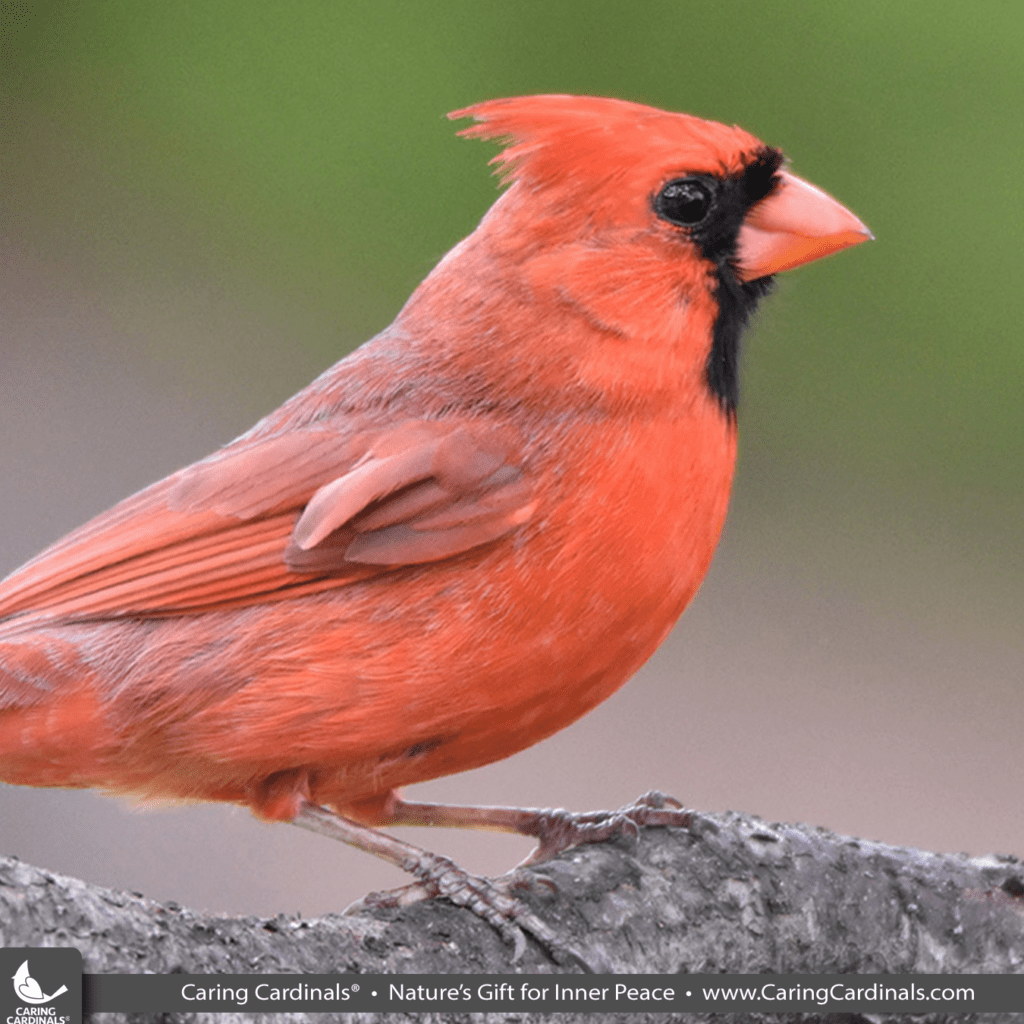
2;808;1023;1023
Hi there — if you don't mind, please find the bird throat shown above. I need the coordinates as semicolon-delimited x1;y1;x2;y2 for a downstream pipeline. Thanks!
707;271;774;419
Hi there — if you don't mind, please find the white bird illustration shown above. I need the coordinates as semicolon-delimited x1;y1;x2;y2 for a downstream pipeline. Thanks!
12;960;68;1004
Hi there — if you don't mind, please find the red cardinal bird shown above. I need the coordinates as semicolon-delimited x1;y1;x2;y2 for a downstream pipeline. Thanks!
0;95;869;953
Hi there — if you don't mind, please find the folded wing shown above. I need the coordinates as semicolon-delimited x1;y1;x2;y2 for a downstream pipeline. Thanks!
0;419;537;624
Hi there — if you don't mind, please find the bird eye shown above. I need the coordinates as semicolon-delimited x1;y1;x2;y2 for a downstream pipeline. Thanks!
655;178;715;226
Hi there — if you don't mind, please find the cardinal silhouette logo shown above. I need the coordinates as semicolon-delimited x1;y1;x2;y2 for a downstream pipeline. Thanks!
11;960;68;1004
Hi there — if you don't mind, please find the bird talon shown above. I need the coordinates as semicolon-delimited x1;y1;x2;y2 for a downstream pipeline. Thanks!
346;880;435;912
506;924;528;962
503;870;559;897
515;793;692;864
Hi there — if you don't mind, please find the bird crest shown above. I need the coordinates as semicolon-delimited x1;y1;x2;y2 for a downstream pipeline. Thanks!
450;94;765;207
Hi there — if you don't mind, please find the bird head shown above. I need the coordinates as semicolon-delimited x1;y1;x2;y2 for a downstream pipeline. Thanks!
445;94;870;417
451;93;869;281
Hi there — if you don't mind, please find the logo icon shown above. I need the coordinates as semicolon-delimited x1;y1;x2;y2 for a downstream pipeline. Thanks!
0;947;81;1024
12;960;68;1004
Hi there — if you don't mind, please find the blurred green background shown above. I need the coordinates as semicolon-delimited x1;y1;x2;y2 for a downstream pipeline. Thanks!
1;2;1021;918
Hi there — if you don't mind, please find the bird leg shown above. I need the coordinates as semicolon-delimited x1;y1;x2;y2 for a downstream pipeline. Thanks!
291;791;688;966
290;800;584;966
372;788;692;865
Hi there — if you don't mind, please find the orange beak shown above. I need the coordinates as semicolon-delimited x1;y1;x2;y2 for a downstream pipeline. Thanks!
736;169;872;282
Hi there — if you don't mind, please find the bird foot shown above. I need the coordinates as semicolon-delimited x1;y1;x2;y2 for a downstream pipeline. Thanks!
517;790;692;865
293;800;593;967
348;850;592;969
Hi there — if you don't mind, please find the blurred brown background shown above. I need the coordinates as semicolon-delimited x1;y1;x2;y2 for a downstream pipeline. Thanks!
1;2;1021;918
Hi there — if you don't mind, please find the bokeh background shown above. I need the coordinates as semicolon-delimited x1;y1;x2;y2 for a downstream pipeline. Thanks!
1;2;1021;919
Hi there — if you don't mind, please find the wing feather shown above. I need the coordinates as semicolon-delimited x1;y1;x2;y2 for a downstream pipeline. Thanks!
0;418;537;625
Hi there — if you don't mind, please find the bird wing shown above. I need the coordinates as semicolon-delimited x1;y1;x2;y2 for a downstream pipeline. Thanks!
0;418;537;623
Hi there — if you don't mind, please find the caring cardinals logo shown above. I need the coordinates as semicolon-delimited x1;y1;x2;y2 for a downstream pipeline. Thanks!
12;960;69;1004
0;948;80;1024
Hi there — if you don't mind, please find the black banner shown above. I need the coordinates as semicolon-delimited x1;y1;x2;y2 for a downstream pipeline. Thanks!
78;972;1023;1014
2;953;1020;1016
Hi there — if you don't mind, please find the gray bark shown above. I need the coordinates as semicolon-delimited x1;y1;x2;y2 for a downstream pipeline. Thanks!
2;808;1023;1023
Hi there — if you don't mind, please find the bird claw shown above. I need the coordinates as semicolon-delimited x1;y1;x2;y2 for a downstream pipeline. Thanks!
518;790;691;865
346;881;435;910
348;849;591;969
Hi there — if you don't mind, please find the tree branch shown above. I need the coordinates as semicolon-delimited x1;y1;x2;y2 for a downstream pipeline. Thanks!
2;809;1023;1022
